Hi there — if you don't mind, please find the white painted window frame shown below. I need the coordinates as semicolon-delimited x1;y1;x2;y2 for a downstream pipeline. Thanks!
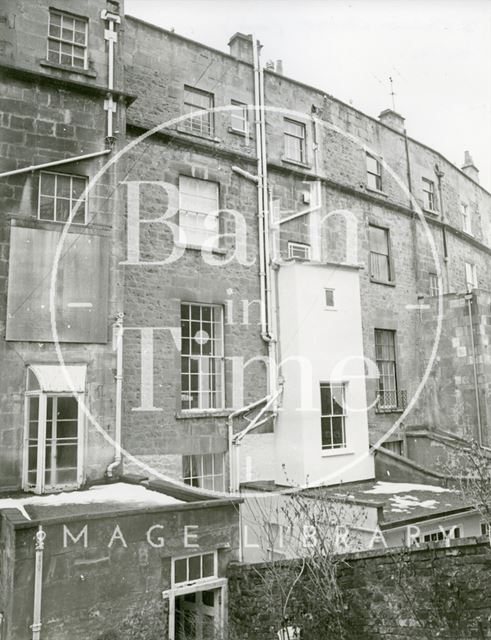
23;370;85;494
319;381;347;451
461;201;472;235
164;551;225;640
38;171;88;225
178;176;220;249
465;261;478;291
287;241;311;260
47;9;88;70
182;453;226;492
163;577;227;640
180;303;225;411
230;100;249;134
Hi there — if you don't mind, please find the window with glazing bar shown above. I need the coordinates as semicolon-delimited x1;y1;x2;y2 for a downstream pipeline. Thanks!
182;86;214;136
182;453;225;491
369;224;393;283
48;10;88;69
320;383;346;450
375;329;398;409
38;171;87;224
422;177;438;211
284;119;306;163
181;303;224;410
366;153;383;191
178;176;219;248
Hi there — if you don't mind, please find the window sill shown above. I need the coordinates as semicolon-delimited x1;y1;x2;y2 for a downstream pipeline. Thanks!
176;409;230;420
375;407;405;414
324;307;337;312
40;60;97;78
366;187;388;198
423;208;440;216
321;448;353;458
370;277;396;287
281;157;312;170
176;127;221;144
228;126;253;139
174;241;227;255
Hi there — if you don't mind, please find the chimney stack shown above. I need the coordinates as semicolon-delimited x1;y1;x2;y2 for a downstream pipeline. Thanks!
228;33;254;63
378;108;405;134
461;151;479;183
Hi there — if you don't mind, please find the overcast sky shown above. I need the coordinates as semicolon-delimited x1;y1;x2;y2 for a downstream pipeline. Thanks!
125;0;491;191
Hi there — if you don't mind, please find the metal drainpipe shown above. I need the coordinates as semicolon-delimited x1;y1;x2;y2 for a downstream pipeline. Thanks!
257;43;279;406
252;39;268;340
466;294;485;447
107;314;124;477
101;10;121;141
31;526;46;640
0;149;112;179
435;164;450;292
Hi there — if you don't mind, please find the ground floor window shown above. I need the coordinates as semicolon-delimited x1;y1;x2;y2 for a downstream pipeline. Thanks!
174;587;223;639
164;551;226;640
23;365;85;493
320;383;347;450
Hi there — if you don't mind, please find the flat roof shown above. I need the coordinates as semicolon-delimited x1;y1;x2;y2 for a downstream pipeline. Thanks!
0;481;242;525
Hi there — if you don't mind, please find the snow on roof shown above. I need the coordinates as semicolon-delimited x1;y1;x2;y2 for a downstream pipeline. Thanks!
0;483;183;521
363;482;452;495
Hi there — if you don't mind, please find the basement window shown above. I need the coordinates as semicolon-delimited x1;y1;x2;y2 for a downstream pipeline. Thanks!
182;453;225;492
47;10;88;69
38;171;87;224
24;365;86;494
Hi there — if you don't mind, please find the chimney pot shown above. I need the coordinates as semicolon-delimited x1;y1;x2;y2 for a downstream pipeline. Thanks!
378;108;405;133
461;150;479;183
275;59;283;74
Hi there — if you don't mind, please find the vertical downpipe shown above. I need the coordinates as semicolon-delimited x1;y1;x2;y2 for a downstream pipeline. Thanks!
31;526;45;640
466;294;484;447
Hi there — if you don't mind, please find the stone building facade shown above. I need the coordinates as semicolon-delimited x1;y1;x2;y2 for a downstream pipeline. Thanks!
1;0;490;495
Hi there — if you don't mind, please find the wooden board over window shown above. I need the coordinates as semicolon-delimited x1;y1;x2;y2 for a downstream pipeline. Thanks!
6;225;109;343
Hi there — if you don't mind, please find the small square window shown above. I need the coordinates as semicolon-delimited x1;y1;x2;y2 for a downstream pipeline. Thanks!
324;288;335;307
287;242;310;260
38;172;87;224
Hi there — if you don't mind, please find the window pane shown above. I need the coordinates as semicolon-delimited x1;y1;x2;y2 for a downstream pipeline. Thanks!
320;385;332;415
174;558;187;584
189;555;201;580
202;553;215;576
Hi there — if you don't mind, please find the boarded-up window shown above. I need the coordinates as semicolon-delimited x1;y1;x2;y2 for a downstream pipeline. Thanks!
6;225;109;342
